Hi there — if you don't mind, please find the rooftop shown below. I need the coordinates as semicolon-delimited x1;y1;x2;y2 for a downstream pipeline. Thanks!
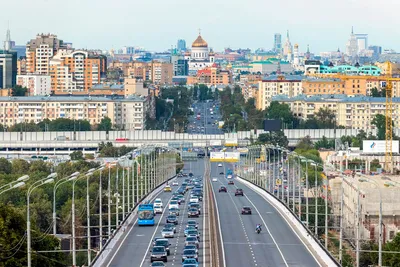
0;95;146;102
272;94;400;103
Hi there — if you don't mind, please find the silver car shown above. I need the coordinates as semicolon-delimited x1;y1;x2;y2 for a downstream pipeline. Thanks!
185;236;199;248
161;227;174;238
169;208;180;216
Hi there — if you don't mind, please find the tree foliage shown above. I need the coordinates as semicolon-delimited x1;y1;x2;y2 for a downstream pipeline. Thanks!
11;85;27;96
257;132;289;147
97;117;112;131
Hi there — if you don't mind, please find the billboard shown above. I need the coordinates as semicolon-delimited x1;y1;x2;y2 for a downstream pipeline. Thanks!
225;137;238;147
210;151;240;162
218;121;224;129
263;119;281;131
210;152;225;162
209;140;222;146
363;140;399;154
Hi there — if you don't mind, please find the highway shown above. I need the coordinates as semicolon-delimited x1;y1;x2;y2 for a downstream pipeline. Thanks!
105;158;210;267
209;162;321;267
188;101;223;135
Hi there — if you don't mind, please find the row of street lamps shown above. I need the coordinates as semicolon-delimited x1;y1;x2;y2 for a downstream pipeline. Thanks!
1;145;177;267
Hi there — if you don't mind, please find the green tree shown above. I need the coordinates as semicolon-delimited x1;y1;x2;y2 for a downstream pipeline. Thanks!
257;131;289;147
97;117;112;131
70;151;84;160
314;136;335;149
370;87;386;97
296;136;314;150
11;85;27;96
372;114;392;140
0;158;12;174
266;101;295;126
11;159;30;175
315;107;336;128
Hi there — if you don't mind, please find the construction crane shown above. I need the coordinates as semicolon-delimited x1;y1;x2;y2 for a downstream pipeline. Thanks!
385;61;393;173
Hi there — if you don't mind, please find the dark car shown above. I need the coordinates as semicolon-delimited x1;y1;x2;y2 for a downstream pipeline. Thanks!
182;249;198;262
228;180;234;185
154;239;171;255
166;215;178;225
235;188;244;196
150;246;168;263
219;186;227;192
188;208;199;218
151;261;165;266
219;171;224;175
187;220;199;229
241;206;252;215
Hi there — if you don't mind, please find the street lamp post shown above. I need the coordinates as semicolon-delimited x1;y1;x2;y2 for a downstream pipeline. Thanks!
311;163;319;237
98;166;104;251
300;157;311;226
0;174;29;195
27;173;57;267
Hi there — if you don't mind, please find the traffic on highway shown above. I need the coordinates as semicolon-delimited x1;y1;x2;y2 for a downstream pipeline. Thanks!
188;100;223;135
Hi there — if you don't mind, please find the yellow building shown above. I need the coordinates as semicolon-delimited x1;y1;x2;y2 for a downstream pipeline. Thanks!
273;94;400;130
187;65;232;86
110;61;173;84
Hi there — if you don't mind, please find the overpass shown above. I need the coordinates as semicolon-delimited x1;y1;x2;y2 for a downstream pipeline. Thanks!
0;128;383;155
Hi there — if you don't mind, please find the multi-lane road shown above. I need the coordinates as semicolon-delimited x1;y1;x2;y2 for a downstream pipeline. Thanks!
210;162;321;267
188;101;223;135
105;159;210;267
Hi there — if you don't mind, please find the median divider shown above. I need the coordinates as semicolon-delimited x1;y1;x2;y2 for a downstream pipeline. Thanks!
92;175;177;267
236;176;339;267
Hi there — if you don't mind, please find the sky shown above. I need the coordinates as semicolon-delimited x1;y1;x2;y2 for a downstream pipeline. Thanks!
1;0;399;54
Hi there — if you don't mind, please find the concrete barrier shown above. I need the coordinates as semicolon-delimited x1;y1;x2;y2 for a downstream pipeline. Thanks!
92;175;177;267
236;176;339;267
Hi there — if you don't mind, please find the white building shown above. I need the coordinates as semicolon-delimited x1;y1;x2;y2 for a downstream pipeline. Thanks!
16;74;51;96
184;33;215;74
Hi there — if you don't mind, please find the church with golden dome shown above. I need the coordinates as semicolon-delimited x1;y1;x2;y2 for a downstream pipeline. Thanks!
184;32;215;74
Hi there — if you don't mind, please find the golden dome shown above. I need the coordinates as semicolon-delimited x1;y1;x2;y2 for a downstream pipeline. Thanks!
294;43;299;48
192;35;208;48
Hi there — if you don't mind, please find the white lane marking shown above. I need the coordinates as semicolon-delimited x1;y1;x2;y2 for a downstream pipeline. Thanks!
237;178;323;267
233;179;289;267
106;178;178;267
203;158;206;266
209;161;227;266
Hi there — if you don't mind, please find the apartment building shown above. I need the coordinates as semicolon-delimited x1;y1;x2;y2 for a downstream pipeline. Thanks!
150;62;173;84
303;77;367;95
16;74;51;96
26;34;66;74
50;50;107;94
17;57;27;75
0;95;149;130
255;75;303;110
272;94;400;130
187;66;232;86
109;61;173;84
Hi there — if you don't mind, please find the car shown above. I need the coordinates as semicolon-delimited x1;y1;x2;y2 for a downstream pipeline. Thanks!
184;226;197;236
235;188;244;196
228;180;234;185
185;236;200;248
212;177;218;182
182;249;198;262
188;208;199;218
166;215;178;225
218;163;223;167
187;230;200;241
241;206;252;215
161;227;175;238
188;203;201;214
168;200;179;210
182;258;199;266
151;261;166;266
150;246;167;263
172;181;179;186
165;223;176;233
187;220;199;229
183;245;199;254
219;171;224;175
177;195;185;203
154;239;171;255
154;206;163;214
164;185;172;192
154;198;163;208
169;207;180;216
152;236;164;246
189;196;199;203
219;186;227;192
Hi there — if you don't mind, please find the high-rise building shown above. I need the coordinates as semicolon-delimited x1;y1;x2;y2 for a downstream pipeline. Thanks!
50;50;107;94
273;33;282;54
283;30;292;56
122;46;135;54
369;46;382;58
3;27;13;52
346;27;358;58
355;33;368;53
26;34;67;74
0;50;17;89
177;39;186;51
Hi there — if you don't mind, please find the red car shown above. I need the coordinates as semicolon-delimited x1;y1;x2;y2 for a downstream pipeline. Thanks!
228;180;234;185
219;186;227;192
241;206;252;215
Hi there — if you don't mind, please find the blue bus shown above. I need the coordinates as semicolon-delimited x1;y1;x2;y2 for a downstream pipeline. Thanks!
227;169;233;175
138;204;155;226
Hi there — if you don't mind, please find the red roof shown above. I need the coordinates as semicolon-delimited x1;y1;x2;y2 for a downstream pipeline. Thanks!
197;69;211;76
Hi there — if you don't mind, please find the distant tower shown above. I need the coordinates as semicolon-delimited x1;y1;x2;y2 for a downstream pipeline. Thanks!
346;26;358;58
276;61;282;74
177;39;186;51
283;30;292;56
305;44;311;60
293;44;299;65
287;46;292;62
4;26;12;51
273;33;282;54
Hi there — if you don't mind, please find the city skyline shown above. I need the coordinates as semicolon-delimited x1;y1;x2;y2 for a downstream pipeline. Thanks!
1;0;398;53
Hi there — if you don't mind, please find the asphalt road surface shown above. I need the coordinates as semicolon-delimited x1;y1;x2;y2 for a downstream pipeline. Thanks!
188;101;223;135
106;158;209;267
209;162;321;267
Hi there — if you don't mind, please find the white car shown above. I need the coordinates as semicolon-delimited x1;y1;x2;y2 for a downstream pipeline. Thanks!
227;175;232;179
154;206;163;214
212;177;218;182
218;163;223;167
189;196;199;203
172;181;179;186
169;200;179;210
154;198;163;208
